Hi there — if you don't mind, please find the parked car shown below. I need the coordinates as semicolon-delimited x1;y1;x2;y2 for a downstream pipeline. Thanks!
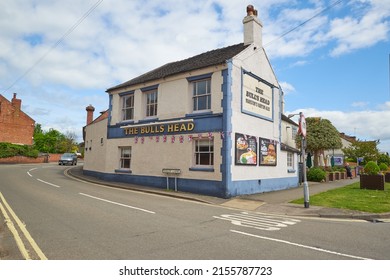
58;153;78;165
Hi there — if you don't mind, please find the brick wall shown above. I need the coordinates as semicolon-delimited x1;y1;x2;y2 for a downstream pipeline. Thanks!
0;94;35;145
0;154;62;164
0;122;35;145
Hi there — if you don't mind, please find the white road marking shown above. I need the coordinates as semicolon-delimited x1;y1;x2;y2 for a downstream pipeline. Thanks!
214;212;300;231
37;179;61;188
231;229;372;260
0;192;47;260
27;167;38;177
79;192;155;214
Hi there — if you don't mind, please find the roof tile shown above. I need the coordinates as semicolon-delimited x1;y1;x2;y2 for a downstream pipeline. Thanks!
107;43;249;91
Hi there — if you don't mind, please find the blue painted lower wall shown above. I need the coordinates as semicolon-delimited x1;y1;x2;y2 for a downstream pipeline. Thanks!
83;169;226;197
83;169;299;198
227;177;299;197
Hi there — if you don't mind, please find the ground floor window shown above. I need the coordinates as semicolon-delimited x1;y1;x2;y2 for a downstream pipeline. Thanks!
194;139;214;167
287;152;294;169
120;146;132;169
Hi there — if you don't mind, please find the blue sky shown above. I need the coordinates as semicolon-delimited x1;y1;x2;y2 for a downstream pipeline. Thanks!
1;0;389;152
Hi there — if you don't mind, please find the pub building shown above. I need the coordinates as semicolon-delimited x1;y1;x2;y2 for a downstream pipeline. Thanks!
83;5;300;198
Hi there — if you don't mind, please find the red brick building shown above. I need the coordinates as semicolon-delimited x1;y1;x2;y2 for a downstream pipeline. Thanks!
0;93;35;145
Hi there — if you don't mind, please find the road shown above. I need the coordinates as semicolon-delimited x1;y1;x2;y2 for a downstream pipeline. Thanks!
1;163;390;260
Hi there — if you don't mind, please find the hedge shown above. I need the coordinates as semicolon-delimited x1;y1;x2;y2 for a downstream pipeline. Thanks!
0;142;39;158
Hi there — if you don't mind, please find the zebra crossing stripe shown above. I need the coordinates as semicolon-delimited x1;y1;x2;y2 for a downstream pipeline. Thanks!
214;212;300;231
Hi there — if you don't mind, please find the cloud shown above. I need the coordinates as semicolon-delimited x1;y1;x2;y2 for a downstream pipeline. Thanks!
1;0;389;145
279;82;296;95
2;0;389;91
262;0;390;59
287;105;390;153
379;101;390;110
290;60;308;67
326;1;390;56
351;101;369;108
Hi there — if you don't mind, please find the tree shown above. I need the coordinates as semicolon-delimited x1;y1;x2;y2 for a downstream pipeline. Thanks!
297;117;342;167
34;123;43;135
378;152;390;166
33;124;78;153
342;140;380;165
61;131;78;153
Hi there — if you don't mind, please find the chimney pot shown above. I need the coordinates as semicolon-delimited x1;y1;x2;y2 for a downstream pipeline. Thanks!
11;93;22;110
247;5;254;16
86;104;95;125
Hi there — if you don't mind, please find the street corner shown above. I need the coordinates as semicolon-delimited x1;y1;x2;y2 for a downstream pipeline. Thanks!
252;202;328;218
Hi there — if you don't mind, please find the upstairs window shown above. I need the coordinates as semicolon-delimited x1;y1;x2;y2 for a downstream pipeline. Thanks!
192;79;211;111
121;93;134;121
145;90;158;117
292;127;298;140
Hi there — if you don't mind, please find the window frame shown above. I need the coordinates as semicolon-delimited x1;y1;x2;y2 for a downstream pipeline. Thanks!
119;146;132;170
145;89;158;117
287;152;294;169
120;92;134;122
193;138;214;168
192;78;211;112
291;126;298;140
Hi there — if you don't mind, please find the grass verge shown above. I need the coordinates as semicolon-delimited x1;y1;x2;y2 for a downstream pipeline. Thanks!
290;182;390;213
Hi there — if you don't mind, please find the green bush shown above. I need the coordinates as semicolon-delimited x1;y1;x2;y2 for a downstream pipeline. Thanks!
364;161;380;175
0;142;39;158
307;167;327;182
379;163;388;172
331;166;345;172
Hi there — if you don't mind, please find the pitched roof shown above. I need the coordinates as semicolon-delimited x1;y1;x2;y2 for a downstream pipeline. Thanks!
91;110;109;125
0;94;35;123
339;132;356;143
107;43;249;92
280;143;300;153
281;114;298;126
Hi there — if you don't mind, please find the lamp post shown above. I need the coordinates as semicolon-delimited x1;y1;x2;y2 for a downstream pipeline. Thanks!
288;112;310;208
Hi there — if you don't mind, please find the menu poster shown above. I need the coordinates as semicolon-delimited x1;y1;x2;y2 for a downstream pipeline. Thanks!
235;133;257;166
259;138;277;166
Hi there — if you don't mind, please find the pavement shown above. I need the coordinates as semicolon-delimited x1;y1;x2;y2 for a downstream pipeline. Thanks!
68;165;390;221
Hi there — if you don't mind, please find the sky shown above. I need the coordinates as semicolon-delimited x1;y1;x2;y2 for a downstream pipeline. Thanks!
1;0;389;153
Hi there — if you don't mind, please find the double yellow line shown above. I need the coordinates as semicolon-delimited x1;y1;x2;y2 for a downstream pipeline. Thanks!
0;192;47;260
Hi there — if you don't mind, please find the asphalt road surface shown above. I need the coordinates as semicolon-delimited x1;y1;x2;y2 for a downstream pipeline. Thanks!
1;163;390;260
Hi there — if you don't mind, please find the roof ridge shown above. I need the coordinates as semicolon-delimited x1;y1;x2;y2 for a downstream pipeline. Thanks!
107;43;247;92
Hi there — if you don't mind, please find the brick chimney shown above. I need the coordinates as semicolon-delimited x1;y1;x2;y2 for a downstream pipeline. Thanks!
86;104;95;125
11;93;22;111
243;5;263;46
